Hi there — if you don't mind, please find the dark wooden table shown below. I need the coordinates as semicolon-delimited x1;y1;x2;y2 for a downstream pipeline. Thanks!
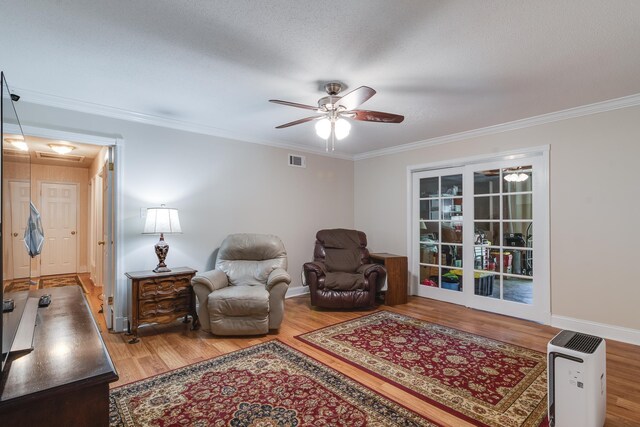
0;286;118;426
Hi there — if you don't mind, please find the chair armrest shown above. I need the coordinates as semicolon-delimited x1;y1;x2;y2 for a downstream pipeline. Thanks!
303;261;326;277
267;267;291;292
357;263;386;279
191;269;228;293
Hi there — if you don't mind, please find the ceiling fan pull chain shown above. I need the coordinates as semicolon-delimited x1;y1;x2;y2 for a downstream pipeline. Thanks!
331;121;336;151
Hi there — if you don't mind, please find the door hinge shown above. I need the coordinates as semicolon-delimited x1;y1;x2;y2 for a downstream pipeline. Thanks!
108;162;114;171
107;296;114;305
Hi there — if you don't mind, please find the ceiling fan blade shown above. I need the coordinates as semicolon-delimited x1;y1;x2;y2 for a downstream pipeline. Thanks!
352;110;404;123
336;86;376;110
275;116;322;129
269;99;319;111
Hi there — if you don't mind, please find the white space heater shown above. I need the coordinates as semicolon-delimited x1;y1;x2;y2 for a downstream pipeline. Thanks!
547;330;606;427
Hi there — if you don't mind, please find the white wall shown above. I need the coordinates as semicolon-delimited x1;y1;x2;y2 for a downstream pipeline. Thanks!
355;105;640;333
16;100;640;339
15;102;354;299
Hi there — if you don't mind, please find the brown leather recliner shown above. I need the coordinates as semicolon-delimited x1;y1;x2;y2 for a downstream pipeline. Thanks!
303;229;386;309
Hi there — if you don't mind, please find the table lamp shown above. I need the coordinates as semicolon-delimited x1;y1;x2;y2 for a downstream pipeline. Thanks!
143;204;181;272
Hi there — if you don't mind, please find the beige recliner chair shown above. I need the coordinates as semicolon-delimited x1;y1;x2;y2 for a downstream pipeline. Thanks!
191;233;291;335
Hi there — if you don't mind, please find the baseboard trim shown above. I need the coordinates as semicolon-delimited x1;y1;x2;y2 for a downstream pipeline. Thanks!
551;315;640;346
286;286;309;298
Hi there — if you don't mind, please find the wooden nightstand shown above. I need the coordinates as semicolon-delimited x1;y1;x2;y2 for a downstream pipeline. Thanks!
125;267;199;343
370;253;408;306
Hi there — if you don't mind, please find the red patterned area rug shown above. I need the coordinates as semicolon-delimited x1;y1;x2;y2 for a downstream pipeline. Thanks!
109;340;438;427
297;311;548;427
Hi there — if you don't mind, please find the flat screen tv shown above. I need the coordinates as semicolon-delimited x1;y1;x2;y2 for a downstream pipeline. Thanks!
1;71;30;374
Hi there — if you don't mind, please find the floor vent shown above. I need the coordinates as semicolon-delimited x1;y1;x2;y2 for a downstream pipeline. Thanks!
288;154;306;168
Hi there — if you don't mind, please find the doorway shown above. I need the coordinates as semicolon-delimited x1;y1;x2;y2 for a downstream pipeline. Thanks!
2;129;119;330
410;148;550;324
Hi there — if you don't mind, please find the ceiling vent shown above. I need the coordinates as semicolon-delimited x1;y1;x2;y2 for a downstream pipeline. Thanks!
288;154;306;168
35;151;85;163
3;149;30;159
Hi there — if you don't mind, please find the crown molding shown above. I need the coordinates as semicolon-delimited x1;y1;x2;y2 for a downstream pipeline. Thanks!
354;93;640;161
14;86;640;163
12;87;354;161
4;123;119;146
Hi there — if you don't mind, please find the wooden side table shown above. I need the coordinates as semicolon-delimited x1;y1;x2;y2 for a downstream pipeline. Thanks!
370;253;408;306
125;267;199;343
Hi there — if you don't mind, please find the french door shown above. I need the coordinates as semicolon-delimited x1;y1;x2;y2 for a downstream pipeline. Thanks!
413;167;466;305
412;154;549;323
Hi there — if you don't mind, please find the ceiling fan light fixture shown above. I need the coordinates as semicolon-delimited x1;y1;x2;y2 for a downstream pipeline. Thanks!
271;82;403;151
504;172;529;182
315;118;331;139
334;118;351;140
49;143;76;155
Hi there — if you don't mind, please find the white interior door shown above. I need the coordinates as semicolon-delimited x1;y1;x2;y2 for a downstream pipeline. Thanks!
9;180;31;279
102;148;115;329
40;182;78;276
90;172;105;287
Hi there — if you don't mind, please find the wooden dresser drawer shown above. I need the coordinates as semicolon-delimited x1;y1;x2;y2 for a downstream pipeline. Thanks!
139;295;191;321
138;274;192;299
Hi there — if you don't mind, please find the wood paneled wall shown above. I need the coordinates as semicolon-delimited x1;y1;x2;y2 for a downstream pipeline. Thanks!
2;161;89;278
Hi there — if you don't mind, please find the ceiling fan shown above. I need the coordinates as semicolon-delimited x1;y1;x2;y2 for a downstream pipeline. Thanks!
269;82;404;151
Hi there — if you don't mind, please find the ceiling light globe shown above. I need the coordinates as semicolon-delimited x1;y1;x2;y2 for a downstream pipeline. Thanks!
49;144;76;155
8;139;29;151
334;118;351;140
315;118;331;139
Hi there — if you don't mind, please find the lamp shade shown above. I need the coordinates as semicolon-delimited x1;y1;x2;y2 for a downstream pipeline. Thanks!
143;206;182;234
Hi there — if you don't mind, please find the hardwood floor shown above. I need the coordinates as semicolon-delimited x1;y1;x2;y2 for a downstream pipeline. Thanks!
92;293;640;427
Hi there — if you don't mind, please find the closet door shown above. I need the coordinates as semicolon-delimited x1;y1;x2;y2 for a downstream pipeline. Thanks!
40;182;78;276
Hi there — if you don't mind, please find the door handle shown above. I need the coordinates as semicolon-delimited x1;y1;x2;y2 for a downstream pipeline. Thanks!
13;232;18;237
98;241;105;245
71;231;76;235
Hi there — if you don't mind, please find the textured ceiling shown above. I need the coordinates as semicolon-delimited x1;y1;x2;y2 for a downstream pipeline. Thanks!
2;0;640;156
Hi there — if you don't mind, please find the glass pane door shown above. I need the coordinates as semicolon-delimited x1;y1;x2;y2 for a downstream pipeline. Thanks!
472;167;533;302
414;167;466;305
411;153;549;324
465;155;549;323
